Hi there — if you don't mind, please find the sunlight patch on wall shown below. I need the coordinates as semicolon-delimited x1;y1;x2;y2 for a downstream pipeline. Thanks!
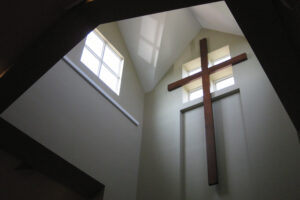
137;14;165;67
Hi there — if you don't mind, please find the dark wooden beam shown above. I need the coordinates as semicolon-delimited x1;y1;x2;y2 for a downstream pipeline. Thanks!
168;53;247;91
0;118;105;199
0;67;10;78
199;39;218;185
168;71;204;91
208;53;247;74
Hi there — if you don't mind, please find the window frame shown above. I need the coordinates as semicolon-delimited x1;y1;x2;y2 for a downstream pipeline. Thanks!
188;86;203;101
212;55;231;66
214;75;235;91
182;45;234;102
81;29;124;95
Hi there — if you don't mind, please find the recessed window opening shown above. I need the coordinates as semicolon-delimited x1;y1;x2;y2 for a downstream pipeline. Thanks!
188;67;202;76
189;87;203;101
80;30;124;95
215;76;235;91
182;45;235;102
213;55;231;65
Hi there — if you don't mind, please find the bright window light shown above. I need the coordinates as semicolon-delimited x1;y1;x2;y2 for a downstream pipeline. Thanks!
213;56;231;65
215;76;235;91
80;30;124;95
99;65;118;91
188;67;202;76
85;31;104;57
103;46;121;74
182;46;234;103
80;47;100;75
189;88;203;101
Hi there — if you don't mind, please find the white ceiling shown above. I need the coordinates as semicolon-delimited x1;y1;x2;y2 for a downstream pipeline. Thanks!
189;1;243;36
118;1;243;92
118;8;201;92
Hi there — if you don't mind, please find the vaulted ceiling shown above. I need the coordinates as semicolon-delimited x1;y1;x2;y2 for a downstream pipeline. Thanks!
118;7;200;92
0;0;299;133
118;1;243;92
189;2;243;36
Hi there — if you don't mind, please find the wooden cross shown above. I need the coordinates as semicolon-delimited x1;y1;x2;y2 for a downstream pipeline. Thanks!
168;38;247;185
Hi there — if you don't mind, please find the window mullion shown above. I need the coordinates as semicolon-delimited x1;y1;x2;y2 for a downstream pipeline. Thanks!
85;45;102;60
99;42;120;78
102;61;120;78
98;43;106;77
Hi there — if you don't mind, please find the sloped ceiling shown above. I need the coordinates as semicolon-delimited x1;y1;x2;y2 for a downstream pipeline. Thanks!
190;1;243;36
118;1;243;92
118;9;201;92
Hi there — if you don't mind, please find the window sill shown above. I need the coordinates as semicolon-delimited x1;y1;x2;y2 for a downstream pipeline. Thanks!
63;56;139;126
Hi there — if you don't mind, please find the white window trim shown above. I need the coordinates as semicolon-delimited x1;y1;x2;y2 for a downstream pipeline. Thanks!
182;45;235;103
82;29;124;95
213;75;234;91
212;55;231;66
188;87;203;101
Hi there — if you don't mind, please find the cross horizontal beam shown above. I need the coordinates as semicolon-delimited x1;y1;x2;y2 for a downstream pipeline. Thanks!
168;53;247;91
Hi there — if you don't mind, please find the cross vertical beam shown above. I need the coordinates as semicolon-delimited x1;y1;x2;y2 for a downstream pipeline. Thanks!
200;39;218;185
167;38;247;186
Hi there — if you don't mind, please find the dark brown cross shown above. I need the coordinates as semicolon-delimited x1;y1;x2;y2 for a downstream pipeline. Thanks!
168;38;247;185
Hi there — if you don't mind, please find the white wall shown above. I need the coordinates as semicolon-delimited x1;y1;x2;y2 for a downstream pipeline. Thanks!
138;28;299;200
1;22;144;200
183;91;255;200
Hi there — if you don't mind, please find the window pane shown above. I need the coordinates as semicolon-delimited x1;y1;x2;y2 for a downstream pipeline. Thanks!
86;31;104;57
213;56;231;65
216;77;235;90
103;46;121;75
188;67;202;76
99;65;119;91
80;47;100;75
190;88;203;101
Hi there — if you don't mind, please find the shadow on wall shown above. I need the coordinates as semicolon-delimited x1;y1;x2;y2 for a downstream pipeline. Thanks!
0;118;105;200
0;150;104;200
